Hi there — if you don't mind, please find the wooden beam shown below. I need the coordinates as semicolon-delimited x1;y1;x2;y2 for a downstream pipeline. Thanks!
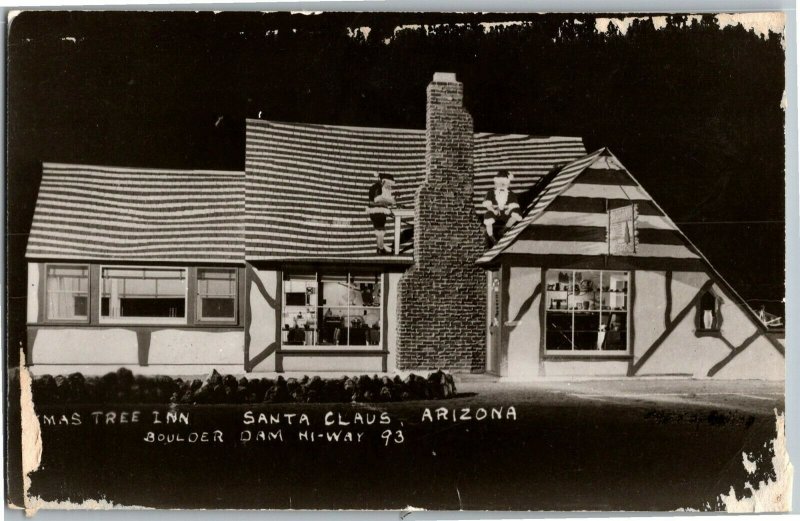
630;279;714;375
706;330;762;377
664;270;672;329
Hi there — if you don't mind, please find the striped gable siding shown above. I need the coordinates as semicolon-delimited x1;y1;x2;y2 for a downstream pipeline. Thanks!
477;151;701;264
245;120;585;261
26;163;245;263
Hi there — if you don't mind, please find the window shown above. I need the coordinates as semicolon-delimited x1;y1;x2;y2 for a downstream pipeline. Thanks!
46;265;89;321
100;267;187;323
545;269;629;353
197;268;237;322
696;289;721;332
282;271;382;348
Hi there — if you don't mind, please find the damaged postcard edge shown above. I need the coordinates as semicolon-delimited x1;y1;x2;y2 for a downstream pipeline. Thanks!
696;411;793;513
18;348;151;514
721;411;793;512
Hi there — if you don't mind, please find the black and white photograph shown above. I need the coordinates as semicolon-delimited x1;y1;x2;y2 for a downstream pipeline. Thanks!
4;10;791;513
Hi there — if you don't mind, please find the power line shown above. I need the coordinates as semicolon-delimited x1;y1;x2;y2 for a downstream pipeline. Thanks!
674;220;783;225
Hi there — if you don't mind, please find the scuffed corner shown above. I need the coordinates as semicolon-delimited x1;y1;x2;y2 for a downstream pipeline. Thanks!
19;348;42;517
401;505;426;518
8;10;21;26
715;411;793;512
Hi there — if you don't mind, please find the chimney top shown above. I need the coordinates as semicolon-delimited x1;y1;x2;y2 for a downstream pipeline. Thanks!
432;72;457;83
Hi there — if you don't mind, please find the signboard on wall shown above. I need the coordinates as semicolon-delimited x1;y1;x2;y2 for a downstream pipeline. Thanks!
608;203;639;254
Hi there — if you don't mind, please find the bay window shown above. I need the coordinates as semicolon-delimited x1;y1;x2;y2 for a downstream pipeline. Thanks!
545;269;629;353
45;265;89;321
282;271;382;347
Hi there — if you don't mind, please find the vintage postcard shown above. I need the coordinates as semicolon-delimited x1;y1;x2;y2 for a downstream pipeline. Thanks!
4;10;791;513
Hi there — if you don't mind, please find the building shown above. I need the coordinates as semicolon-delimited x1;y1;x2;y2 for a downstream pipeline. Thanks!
24;73;785;379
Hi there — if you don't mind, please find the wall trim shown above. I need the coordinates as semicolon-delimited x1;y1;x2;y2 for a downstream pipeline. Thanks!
544;354;633;362
279;349;388;357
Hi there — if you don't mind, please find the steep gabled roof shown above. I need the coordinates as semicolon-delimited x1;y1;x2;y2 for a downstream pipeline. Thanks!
245;119;586;262
476;149;777;335
477;149;607;264
26;163;245;263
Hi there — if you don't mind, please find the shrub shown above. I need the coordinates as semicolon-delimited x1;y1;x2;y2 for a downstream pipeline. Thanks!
30;368;459;405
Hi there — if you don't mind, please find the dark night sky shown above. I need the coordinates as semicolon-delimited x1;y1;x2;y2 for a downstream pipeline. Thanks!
5;11;786;351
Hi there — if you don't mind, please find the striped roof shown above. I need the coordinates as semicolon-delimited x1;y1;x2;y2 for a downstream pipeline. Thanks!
245;119;586;261
26;163;245;263
477;149;701;264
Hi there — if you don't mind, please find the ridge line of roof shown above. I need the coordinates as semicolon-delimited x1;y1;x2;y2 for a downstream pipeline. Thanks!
247;118;585;142
42;162;245;176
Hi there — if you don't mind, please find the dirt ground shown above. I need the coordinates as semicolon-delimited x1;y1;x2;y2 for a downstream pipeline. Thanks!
456;379;785;416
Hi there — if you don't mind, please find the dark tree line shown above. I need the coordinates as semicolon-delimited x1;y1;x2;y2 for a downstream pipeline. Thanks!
6;12;786;355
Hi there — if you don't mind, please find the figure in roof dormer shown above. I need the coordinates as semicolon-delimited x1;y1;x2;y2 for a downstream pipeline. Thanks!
482;170;521;246
367;172;396;255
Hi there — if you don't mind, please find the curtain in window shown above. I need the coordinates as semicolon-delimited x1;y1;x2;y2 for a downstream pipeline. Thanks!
46;266;88;319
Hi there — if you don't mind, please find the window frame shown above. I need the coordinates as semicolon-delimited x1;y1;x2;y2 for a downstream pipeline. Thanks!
98;265;189;326
281;269;384;350
543;268;631;357
195;267;239;325
43;263;91;324
695;288;722;335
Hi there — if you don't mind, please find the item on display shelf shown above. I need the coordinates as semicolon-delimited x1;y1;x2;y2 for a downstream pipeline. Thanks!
597;324;607;349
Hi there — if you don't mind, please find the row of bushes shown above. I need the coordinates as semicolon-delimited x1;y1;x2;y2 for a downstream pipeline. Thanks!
32;368;458;404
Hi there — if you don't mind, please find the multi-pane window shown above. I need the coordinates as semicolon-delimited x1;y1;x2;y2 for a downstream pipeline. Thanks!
282;271;382;347
545;269;629;352
101;267;187;322
197;268;237;322
46;265;89;321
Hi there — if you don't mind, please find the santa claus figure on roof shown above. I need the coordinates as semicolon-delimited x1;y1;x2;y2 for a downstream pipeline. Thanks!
367;172;396;255
482;170;521;246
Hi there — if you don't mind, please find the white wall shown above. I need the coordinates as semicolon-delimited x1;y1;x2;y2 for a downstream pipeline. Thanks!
385;271;401;372
31;328;139;365
149;330;242;365
27;262;39;323
280;355;383;372
247;267;279;372
634;270;784;380
498;266;784;380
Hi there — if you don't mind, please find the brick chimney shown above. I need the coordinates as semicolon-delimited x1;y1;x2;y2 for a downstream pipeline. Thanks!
396;72;487;372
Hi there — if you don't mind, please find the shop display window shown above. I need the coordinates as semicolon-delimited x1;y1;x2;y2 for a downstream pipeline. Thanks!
282;271;382;348
545;269;629;353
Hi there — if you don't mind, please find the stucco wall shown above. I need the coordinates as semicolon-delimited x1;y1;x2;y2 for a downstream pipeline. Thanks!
29;328;243;367
30;328;139;365
149;330;242;365
280;355;383;372
497;266;784;380
633;270;784;380
543;360;629;377
385;271;401;372
246;266;279;372
28;262;40;323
